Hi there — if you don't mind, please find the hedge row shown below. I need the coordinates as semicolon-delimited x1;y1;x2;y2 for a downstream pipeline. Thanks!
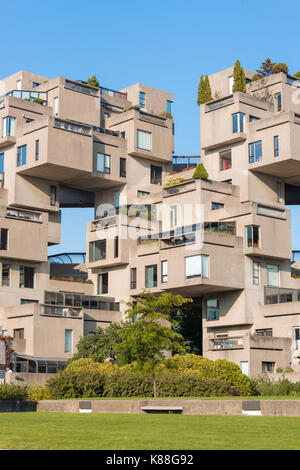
46;369;240;399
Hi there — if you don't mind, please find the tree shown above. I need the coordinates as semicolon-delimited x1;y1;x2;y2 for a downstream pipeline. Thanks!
272;63;288;74
197;74;212;105
232;60;246;93
87;75;100;88
256;58;276;77
116;291;192;396
193;163;209;179
69;322;127;364
294;71;300;79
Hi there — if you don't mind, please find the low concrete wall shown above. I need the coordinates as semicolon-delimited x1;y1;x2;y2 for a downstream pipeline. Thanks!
38;399;300;416
11;373;55;387
0;401;37;413
267;373;300;383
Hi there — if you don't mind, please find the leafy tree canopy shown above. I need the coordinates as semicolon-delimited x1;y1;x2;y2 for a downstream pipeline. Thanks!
87;75;100;88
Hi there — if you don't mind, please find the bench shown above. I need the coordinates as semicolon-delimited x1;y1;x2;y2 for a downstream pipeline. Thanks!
141;406;183;414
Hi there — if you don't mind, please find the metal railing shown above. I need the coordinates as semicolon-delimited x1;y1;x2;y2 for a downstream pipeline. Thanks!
265;286;300;305
206;95;234;111
65;80;98;96
6;209;41;222
4;90;47;105
54;119;91;135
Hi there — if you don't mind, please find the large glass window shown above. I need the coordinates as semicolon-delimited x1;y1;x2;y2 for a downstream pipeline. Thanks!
170;206;177;227
253;261;260;285
89;240;106;262
262;361;275;373
2;263;10;286
139;92;145;108
0;153;4;189
35;140;39;161
3;117;16;137
206;299;219;321
98;272;108;294
54;97;59;115
232;112;245;133
114;190;120;208
20;266;35;288
130;267;137;289
161;260;168;283
0;228;8;250
275;93;282;112
150;165;162;185
220;150;232;170
246;225;260;248
17;145;27;167
145;265;157;288
267;265;279;287
167;100;173;115
185;254;209;279
137;129;151;151
50;185;56;206
64;329;73;353
274;136;279;157
249;141;262;163
120;158;126;177
97;153;110;174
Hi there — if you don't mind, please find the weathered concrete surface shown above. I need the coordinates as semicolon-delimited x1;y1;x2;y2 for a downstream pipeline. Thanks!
260;400;300;416
39;400;79;413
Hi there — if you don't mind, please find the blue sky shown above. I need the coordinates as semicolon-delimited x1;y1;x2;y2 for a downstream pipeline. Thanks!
2;0;300;253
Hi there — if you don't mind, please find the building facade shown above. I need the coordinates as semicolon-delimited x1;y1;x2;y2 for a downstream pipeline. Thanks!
1;66;300;377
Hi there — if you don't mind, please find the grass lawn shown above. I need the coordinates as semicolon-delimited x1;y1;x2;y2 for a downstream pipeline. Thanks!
1;412;300;450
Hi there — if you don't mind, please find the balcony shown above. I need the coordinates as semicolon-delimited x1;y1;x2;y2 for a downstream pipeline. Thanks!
209;337;244;351
65;80;99;96
6;208;42;223
44;291;120;313
3;89;47;105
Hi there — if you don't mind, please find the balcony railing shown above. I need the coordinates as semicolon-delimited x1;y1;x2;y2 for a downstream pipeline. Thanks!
204;221;236;236
210;338;244;350
54;119;91;136
6;208;41;222
163;180;196;197
206;95;234;111
44;291;120;312
265;286;300;305
100;86;127;98
65;80;98;96
4;90;47;105
92;125;125;138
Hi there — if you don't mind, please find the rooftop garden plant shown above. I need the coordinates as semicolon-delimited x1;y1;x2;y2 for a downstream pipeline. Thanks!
165;176;185;187
87;75;100;88
193;163;208;179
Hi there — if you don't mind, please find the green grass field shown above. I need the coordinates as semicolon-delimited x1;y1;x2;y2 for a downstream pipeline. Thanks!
1;412;300;450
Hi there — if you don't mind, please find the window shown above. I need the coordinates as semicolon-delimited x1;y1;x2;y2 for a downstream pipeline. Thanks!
20;299;38;304
256;329;272;337
277;182;283;203
98;273;108;294
0;228;8;250
185;254;209;279
275;92;282;112
114;190;120;208
293;327;300;347
246;225;260;248
150;165;162;185
161;260;168;283
2;263;10;286
114;236;119;258
229;76;234;94
120;158;126;177
262;362;275;373
249;141;262;163
16;79;22;90
137;190;150;198
50;185;56;206
89;240;106;262
130;268;137;289
137;129;151;151
17;145;27;167
212;202;224;210
253;261;260;285
220;150;231;170
20;266;35;288
32;82;39;88
222;179;232;184
274;136;279;157
249;115;260;122
232;112;245;133
267;265;279;287
145;265;157;288
206;299;219;321
14;328;24;339
170;206;177;227
139;92;145;108
54;97;59;115
64;329;73;353
35;140;39;160
167;100;172;115
3;117;16;137
0;153;4;189
97;153;110;174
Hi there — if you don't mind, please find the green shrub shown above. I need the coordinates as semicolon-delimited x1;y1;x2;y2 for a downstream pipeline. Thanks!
65;358;115;375
46;368;106;399
276;367;283;373
165;177;185;186
193;163;208;180
27;384;51;401
294;71;300;79
272;63;288;74
250;376;300;397
104;372;153;397
0;384;28;401
33;98;44;105
156;374;239;397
